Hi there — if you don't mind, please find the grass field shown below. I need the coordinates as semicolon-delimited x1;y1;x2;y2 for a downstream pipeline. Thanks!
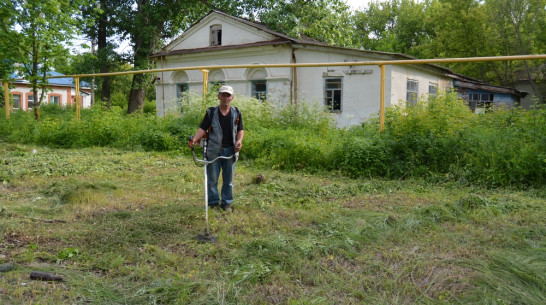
0;142;544;304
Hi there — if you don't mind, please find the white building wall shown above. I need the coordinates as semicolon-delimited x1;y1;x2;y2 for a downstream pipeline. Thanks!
390;66;453;106
155;45;294;116
10;84;91;110
293;48;389;127
167;15;277;51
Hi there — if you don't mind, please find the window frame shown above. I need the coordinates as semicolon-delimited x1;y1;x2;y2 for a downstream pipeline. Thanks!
406;79;419;105
27;93;34;109
48;94;61;106
428;82;438;97
176;83;189;98
12;93;21;109
468;92;493;113
324;77;342;112
210;24;222;46
251;80;267;101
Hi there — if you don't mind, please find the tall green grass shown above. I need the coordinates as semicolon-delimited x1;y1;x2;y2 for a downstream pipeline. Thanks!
1;92;545;188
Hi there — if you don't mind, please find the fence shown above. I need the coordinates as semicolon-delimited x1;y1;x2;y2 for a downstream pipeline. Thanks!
3;54;546;131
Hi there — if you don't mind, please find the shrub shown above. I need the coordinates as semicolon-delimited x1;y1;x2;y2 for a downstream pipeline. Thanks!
1;91;545;188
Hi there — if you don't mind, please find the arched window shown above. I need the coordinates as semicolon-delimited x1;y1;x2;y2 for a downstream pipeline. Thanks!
210;25;222;46
172;71;190;98
246;68;268;101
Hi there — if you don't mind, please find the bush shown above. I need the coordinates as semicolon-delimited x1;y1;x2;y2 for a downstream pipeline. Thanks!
1;91;545;188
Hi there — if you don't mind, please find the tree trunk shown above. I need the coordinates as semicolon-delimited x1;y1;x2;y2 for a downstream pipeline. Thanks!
90;37;95;106
98;0;111;108
127;74;146;114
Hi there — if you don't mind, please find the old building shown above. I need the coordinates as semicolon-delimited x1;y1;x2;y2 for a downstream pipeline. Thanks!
151;10;526;126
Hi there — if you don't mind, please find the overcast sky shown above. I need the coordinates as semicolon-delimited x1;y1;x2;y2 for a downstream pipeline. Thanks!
345;0;371;11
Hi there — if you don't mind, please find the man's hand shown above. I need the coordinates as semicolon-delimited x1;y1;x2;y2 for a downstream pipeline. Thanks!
188;136;195;149
235;140;242;152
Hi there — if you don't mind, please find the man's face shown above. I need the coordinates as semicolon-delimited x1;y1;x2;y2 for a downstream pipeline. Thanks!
218;92;233;105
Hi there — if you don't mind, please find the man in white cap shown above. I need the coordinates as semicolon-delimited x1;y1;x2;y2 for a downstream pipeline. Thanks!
189;85;244;212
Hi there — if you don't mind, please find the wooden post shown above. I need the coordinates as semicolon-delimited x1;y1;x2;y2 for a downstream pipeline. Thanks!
379;64;386;132
201;69;209;112
75;77;81;120
4;81;9;119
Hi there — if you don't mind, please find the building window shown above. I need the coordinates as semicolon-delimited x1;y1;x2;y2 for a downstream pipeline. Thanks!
429;82;438;97
469;93;493;113
13;94;21;109
407;79;419;104
210;25;222;46
251;80;267;101
176;83;189;98
27;94;34;109
324;78;342;111
50;95;60;106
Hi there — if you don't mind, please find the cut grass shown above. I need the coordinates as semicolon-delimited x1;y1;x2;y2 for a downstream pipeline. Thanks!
1;143;545;304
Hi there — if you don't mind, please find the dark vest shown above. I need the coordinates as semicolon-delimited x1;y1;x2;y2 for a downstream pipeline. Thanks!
206;106;240;160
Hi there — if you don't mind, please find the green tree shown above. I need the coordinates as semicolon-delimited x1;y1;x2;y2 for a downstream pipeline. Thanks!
257;0;355;47
485;0;545;101
0;0;87;120
353;0;432;56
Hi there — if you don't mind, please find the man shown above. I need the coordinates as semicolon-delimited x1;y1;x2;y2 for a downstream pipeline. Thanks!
188;85;244;212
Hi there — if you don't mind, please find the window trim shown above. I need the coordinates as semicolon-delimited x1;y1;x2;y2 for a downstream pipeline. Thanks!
26;92;34;109
324;77;342;112
12;92;22;109
48;93;62;106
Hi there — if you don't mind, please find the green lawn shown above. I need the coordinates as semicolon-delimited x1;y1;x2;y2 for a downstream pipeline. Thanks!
0;143;544;304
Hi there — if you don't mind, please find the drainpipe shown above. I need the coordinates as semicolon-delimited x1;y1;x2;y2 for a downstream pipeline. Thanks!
292;49;297;105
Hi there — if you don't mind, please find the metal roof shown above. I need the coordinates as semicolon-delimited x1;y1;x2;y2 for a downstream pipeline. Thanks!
10;71;91;88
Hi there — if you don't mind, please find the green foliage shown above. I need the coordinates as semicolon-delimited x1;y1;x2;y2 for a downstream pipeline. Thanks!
0;0;88;115
257;0;355;46
1;91;545;188
0;143;544;303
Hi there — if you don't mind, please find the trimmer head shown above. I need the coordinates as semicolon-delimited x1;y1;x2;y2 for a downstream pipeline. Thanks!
195;231;218;243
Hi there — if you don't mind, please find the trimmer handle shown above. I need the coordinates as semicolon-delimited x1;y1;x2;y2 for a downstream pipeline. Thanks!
188;135;195;150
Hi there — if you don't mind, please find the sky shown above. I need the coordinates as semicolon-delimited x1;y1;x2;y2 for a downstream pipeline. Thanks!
345;0;371;11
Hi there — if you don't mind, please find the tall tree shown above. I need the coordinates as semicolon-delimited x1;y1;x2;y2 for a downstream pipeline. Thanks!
485;0;545;101
0;0;86;120
257;0;355;47
107;0;355;113
353;0;432;56
108;0;208;114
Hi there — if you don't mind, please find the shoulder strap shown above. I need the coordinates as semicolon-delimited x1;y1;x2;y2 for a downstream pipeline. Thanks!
233;107;240;126
204;106;217;137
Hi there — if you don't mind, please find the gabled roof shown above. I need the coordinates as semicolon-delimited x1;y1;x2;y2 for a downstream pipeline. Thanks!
150;10;447;70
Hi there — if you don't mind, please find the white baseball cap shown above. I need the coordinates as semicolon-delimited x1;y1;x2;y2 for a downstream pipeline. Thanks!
218;85;234;95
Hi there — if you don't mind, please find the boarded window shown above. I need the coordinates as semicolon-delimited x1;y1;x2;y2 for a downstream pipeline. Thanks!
210;25;222;46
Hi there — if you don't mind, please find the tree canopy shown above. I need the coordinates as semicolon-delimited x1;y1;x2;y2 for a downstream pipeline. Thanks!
1;0;544;111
